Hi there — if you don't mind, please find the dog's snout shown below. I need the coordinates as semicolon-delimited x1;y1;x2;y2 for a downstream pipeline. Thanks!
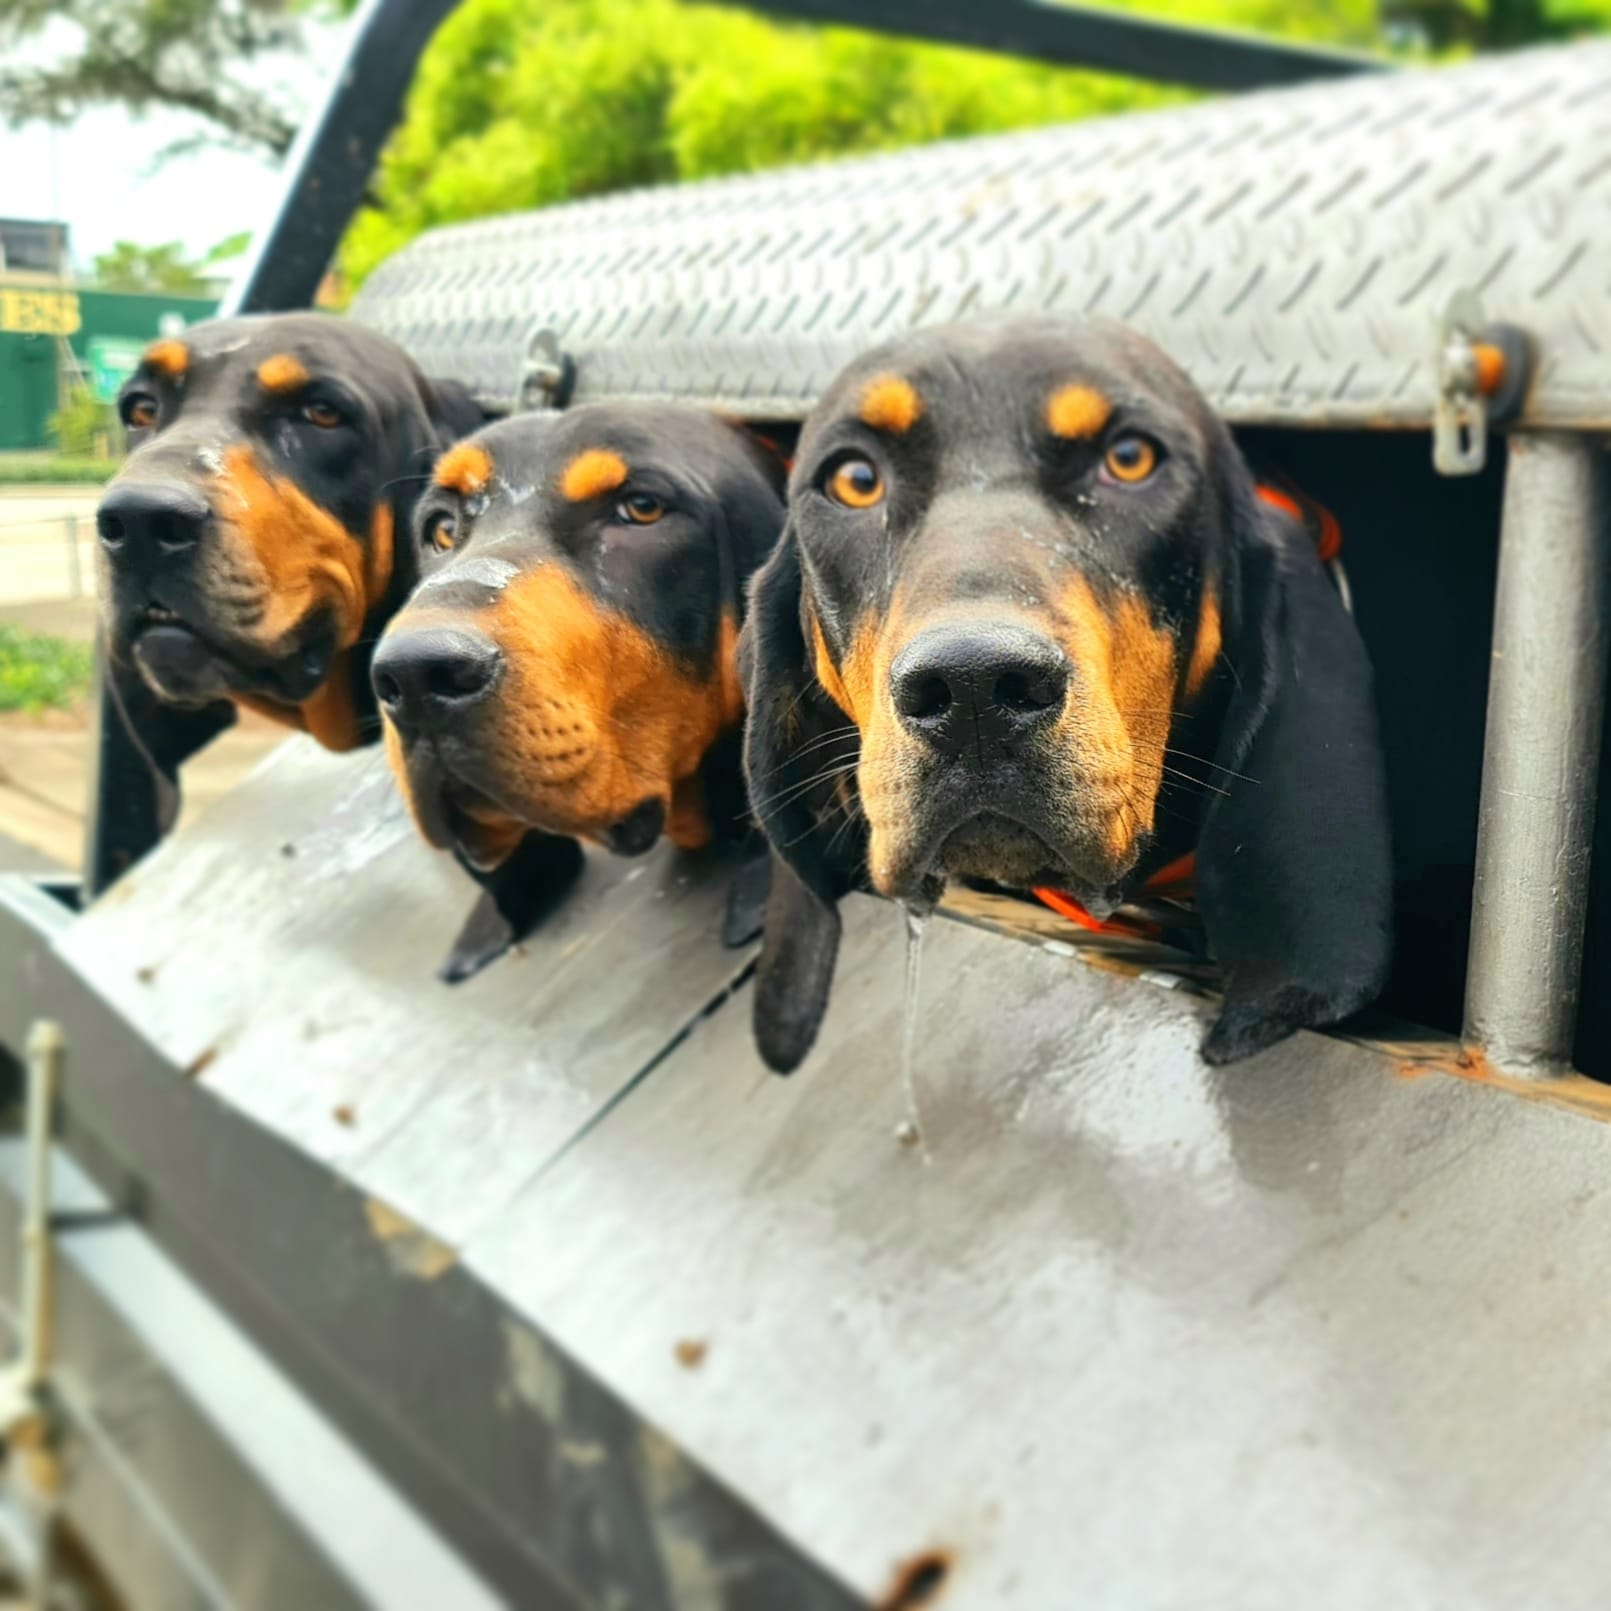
890;624;1068;757
373;627;503;735
97;483;210;558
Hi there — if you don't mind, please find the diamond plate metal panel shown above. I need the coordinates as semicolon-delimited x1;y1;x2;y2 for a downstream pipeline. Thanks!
352;41;1611;428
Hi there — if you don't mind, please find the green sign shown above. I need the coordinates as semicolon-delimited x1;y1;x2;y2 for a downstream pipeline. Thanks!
87;336;152;402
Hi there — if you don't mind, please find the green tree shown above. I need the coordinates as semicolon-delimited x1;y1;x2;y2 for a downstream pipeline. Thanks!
1380;0;1611;46
47;387;114;458
204;230;253;265
91;240;212;295
0;0;306;157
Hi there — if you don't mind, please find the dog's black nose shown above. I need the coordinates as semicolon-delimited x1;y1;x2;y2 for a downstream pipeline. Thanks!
97;483;210;557
373;627;503;734
890;624;1068;757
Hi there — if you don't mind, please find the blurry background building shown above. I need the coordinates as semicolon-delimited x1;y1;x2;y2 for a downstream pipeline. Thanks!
0;217;217;452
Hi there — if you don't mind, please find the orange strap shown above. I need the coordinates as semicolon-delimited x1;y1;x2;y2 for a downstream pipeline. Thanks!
1255;481;1342;564
1030;479;1340;936
1032;852;1196;940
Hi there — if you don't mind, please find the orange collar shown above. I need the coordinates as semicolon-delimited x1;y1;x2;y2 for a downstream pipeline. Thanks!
1032;851;1196;940
1255;479;1342;563
1030;478;1339;937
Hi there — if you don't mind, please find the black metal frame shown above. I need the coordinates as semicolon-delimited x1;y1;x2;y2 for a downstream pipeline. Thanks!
723;0;1386;91
221;0;468;317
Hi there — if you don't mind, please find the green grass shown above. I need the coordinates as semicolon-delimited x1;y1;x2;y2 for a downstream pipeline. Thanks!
0;455;120;487
0;628;95;714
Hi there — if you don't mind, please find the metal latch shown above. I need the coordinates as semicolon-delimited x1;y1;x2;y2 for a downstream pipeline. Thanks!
520;328;576;412
1433;291;1534;477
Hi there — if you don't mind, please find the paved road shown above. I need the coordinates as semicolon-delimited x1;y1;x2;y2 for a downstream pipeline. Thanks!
0;521;288;874
0;487;102;607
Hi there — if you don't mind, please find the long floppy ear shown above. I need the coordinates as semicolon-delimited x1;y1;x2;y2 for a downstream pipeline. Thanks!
380;377;492;609
741;531;863;1073
86;644;235;895
422;376;491;445
1196;486;1393;1064
439;830;586;984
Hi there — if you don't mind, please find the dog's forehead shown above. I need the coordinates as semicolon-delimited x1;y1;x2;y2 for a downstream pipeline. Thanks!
472;406;745;496
808;318;1205;447
137;315;407;401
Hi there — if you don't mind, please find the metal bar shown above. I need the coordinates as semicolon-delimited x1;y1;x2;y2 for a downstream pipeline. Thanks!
1464;432;1609;1074
0;1022;68;1611
221;0;465;316
729;0;1390;91
0;1141;498;1611
17;1025;60;1396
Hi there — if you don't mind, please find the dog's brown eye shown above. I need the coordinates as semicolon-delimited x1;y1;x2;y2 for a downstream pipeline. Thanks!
1104;435;1159;484
424;512;457;553
827;456;883;509
122;394;157;430
302;400;343;430
617;492;665;525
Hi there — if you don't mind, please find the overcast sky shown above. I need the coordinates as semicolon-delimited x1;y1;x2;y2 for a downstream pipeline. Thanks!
3;16;344;276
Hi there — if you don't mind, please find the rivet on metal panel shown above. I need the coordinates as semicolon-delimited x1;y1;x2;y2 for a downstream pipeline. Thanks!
520;327;576;411
876;1549;954;1610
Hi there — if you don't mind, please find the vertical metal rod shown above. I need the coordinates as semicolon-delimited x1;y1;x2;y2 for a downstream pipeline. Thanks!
221;0;464;316
63;514;81;601
1464;433;1608;1075
18;1023;60;1393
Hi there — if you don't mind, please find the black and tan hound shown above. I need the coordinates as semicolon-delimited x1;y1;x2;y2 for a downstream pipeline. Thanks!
372;404;785;979
741;315;1393;1071
95;313;483;879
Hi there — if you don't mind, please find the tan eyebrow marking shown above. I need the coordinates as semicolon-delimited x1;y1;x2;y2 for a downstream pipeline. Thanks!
559;448;629;502
142;339;189;378
1046;384;1113;439
256;353;310;394
434;441;495;496
857;375;923;435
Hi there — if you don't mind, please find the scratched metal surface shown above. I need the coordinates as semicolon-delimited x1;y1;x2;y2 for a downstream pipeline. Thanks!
35;747;1611;1605
54;738;748;1247
352;41;1611;429
466;893;1611;1610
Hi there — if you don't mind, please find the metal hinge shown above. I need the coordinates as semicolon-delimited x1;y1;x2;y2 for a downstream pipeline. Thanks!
1433;291;1535;477
520;328;577;412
